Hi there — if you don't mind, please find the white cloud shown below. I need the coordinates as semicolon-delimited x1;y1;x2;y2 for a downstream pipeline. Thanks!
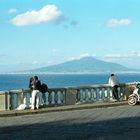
32;61;53;66
107;18;132;27
52;49;59;53
104;52;140;59
8;8;17;14
16;61;50;66
10;5;65;26
68;53;95;61
68;57;76;61
104;54;127;59
32;61;39;65
101;52;140;68
78;53;91;59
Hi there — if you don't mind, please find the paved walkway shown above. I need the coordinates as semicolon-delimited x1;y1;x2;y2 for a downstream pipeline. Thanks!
0;101;128;117
0;102;140;140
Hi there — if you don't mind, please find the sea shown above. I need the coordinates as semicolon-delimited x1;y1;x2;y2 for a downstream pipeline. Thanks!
0;73;140;91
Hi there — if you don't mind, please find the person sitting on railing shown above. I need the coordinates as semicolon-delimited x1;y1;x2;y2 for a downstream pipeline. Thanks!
108;74;120;101
28;77;34;106
29;77;34;92
30;76;42;110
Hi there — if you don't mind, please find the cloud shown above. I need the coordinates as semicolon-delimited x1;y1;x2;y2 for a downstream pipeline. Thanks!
107;18;132;27
78;53;92;59
15;61;50;66
0;54;7;58
32;61;40;65
104;52;140;60
101;52;140;68
104;54;128;59
70;20;78;27
68;53;95;61
68;57;76;61
52;49;59;53
10;5;65;26
62;19;79;28
8;8;17;14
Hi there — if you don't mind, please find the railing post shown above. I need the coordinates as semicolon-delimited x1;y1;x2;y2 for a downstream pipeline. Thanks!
85;89;89;103
48;92;52;105
102;88;105;101
65;88;77;105
17;92;22;107
82;89;86;103
104;88;108;101
76;89;81;103
96;88;100;101
124;83;136;99
54;91;58;106
79;89;83;103
5;91;10;110
90;89;94;103
9;92;14;110
109;87;113;100
93;88;97;101
119;84;124;100
44;92;49;105
0;91;10;110
98;87;102;101
57;91;61;104
88;89;92;103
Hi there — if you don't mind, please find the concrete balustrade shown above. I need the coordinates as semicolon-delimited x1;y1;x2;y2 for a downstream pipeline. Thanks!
0;82;138;111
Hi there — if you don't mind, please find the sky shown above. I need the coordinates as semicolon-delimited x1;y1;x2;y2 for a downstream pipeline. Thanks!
0;0;140;72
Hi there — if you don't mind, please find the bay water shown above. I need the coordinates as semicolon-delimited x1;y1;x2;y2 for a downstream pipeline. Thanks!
0;73;140;91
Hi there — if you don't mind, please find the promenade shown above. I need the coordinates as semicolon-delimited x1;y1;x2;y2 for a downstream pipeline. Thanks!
0;101;140;140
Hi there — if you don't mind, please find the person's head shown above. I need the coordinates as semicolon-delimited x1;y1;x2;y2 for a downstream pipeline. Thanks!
111;73;114;77
30;77;33;81
30;77;33;83
33;76;38;80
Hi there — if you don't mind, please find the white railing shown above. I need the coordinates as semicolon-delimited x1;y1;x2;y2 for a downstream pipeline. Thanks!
0;82;138;111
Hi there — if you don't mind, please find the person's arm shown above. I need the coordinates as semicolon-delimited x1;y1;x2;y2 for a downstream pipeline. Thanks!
108;77;111;85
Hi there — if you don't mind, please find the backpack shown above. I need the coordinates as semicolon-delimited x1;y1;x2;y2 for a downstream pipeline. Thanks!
40;83;48;93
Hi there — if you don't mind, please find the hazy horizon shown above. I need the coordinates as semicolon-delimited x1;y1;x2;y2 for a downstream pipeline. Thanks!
0;0;140;72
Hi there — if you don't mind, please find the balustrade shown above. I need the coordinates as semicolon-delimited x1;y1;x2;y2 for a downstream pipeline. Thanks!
0;82;139;111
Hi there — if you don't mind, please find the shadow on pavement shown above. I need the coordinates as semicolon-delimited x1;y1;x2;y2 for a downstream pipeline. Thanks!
0;116;140;140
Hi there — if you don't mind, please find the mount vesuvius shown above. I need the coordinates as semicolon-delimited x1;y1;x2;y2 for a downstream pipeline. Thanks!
31;57;129;73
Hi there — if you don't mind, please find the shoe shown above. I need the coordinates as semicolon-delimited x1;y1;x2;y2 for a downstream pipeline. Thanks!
117;99;120;102
31;106;35;110
36;106;39;110
111;99;117;102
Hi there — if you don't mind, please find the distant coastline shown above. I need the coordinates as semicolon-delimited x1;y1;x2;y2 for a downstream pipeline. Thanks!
0;70;140;75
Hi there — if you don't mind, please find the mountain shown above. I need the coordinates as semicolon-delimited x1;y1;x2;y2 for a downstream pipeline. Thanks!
31;57;129;73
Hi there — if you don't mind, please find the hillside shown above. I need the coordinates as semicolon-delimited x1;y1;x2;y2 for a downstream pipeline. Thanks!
31;57;129;73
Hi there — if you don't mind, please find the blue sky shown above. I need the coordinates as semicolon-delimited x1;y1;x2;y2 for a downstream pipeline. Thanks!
0;0;140;72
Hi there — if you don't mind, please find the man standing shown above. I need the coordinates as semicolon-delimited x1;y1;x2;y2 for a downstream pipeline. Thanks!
30;76;41;110
108;74;120;101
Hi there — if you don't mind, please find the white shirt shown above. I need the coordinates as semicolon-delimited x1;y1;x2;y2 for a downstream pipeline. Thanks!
108;75;119;87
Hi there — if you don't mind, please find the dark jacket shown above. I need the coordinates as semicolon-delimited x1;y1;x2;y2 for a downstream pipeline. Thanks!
29;77;33;90
31;80;41;90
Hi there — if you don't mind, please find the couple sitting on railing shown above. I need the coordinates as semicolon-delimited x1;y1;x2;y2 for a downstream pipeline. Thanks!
108;73;120;102
29;76;48;110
